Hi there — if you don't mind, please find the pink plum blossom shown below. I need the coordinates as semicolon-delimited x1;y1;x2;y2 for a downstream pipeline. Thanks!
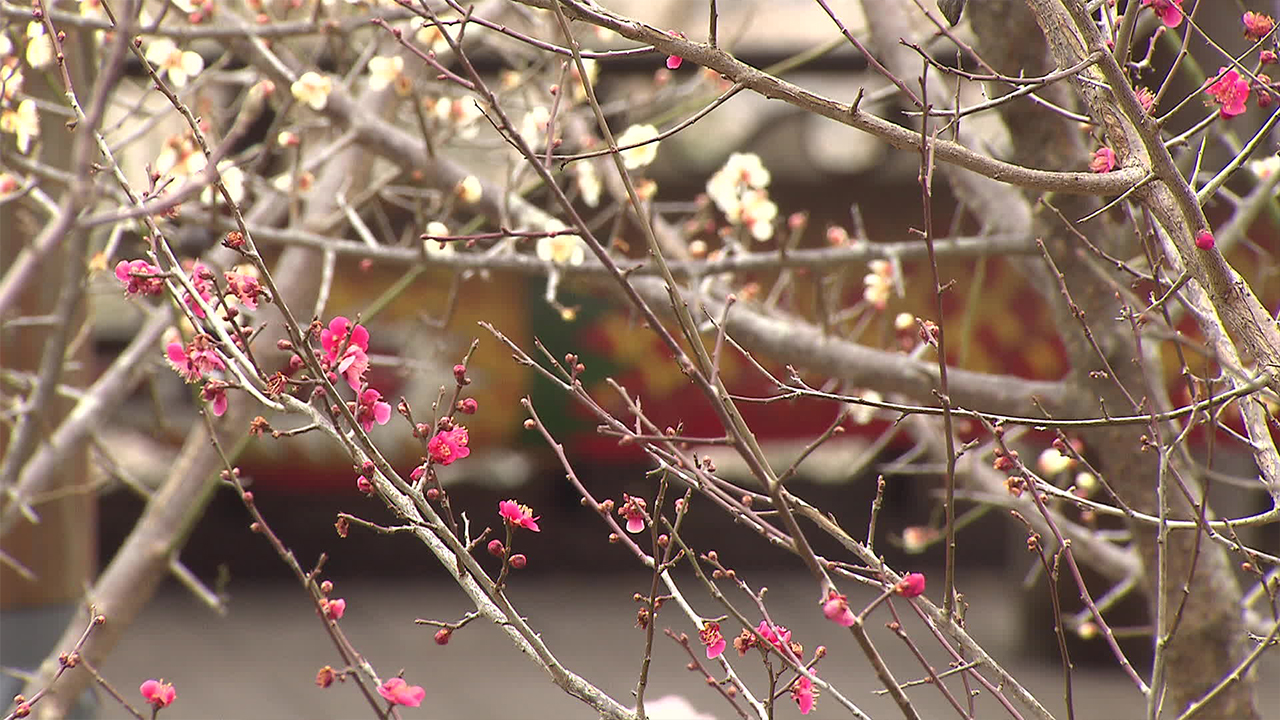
181;261;216;318
200;379;229;416
791;674;816;715
428;426;470;465
322;597;345;620
1089;147;1116;173
1142;0;1183;28
140;679;176;709
320;316;370;391
699;621;726;659
1244;11;1275;42
1205;67;1251;118
355;388;392;432
619;494;647;534
114;259;165;296
499;499;541;532
756;620;792;652
377;677;425;707
166;336;224;383
223;271;263;309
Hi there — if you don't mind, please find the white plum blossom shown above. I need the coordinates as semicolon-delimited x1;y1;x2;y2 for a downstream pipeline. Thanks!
849;390;884;425
423;221;455;256
707;152;771;207
1037;447;1076;476
145;38;205;88
1;61;24;104
415;22;452;55
616;123;660;170
1247;153;1279;186
25;22;53;69
0;98;38;153
738;189;777;241
706;152;778;241
291;72;333;110
272;170;314;193
431;96;484;139
367;55;404;92
862;259;893;309
575;161;601;207
569;57;598;101
200;160;245;205
156;134;206;179
537;219;586;266
456;175;482;204
519;106;551;148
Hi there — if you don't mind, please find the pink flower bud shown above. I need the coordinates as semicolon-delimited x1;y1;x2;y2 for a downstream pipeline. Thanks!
1195;230;1215;250
822;591;856;627
434;628;452;645
510;553;527;569
487;539;506;557
895;572;927;598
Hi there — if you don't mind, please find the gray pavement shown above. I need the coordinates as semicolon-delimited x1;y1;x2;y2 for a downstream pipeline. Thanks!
77;570;1279;719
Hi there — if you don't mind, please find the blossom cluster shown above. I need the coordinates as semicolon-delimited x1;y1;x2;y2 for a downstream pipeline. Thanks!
862;259;895;310
320;316;371;392
706;152;778;241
